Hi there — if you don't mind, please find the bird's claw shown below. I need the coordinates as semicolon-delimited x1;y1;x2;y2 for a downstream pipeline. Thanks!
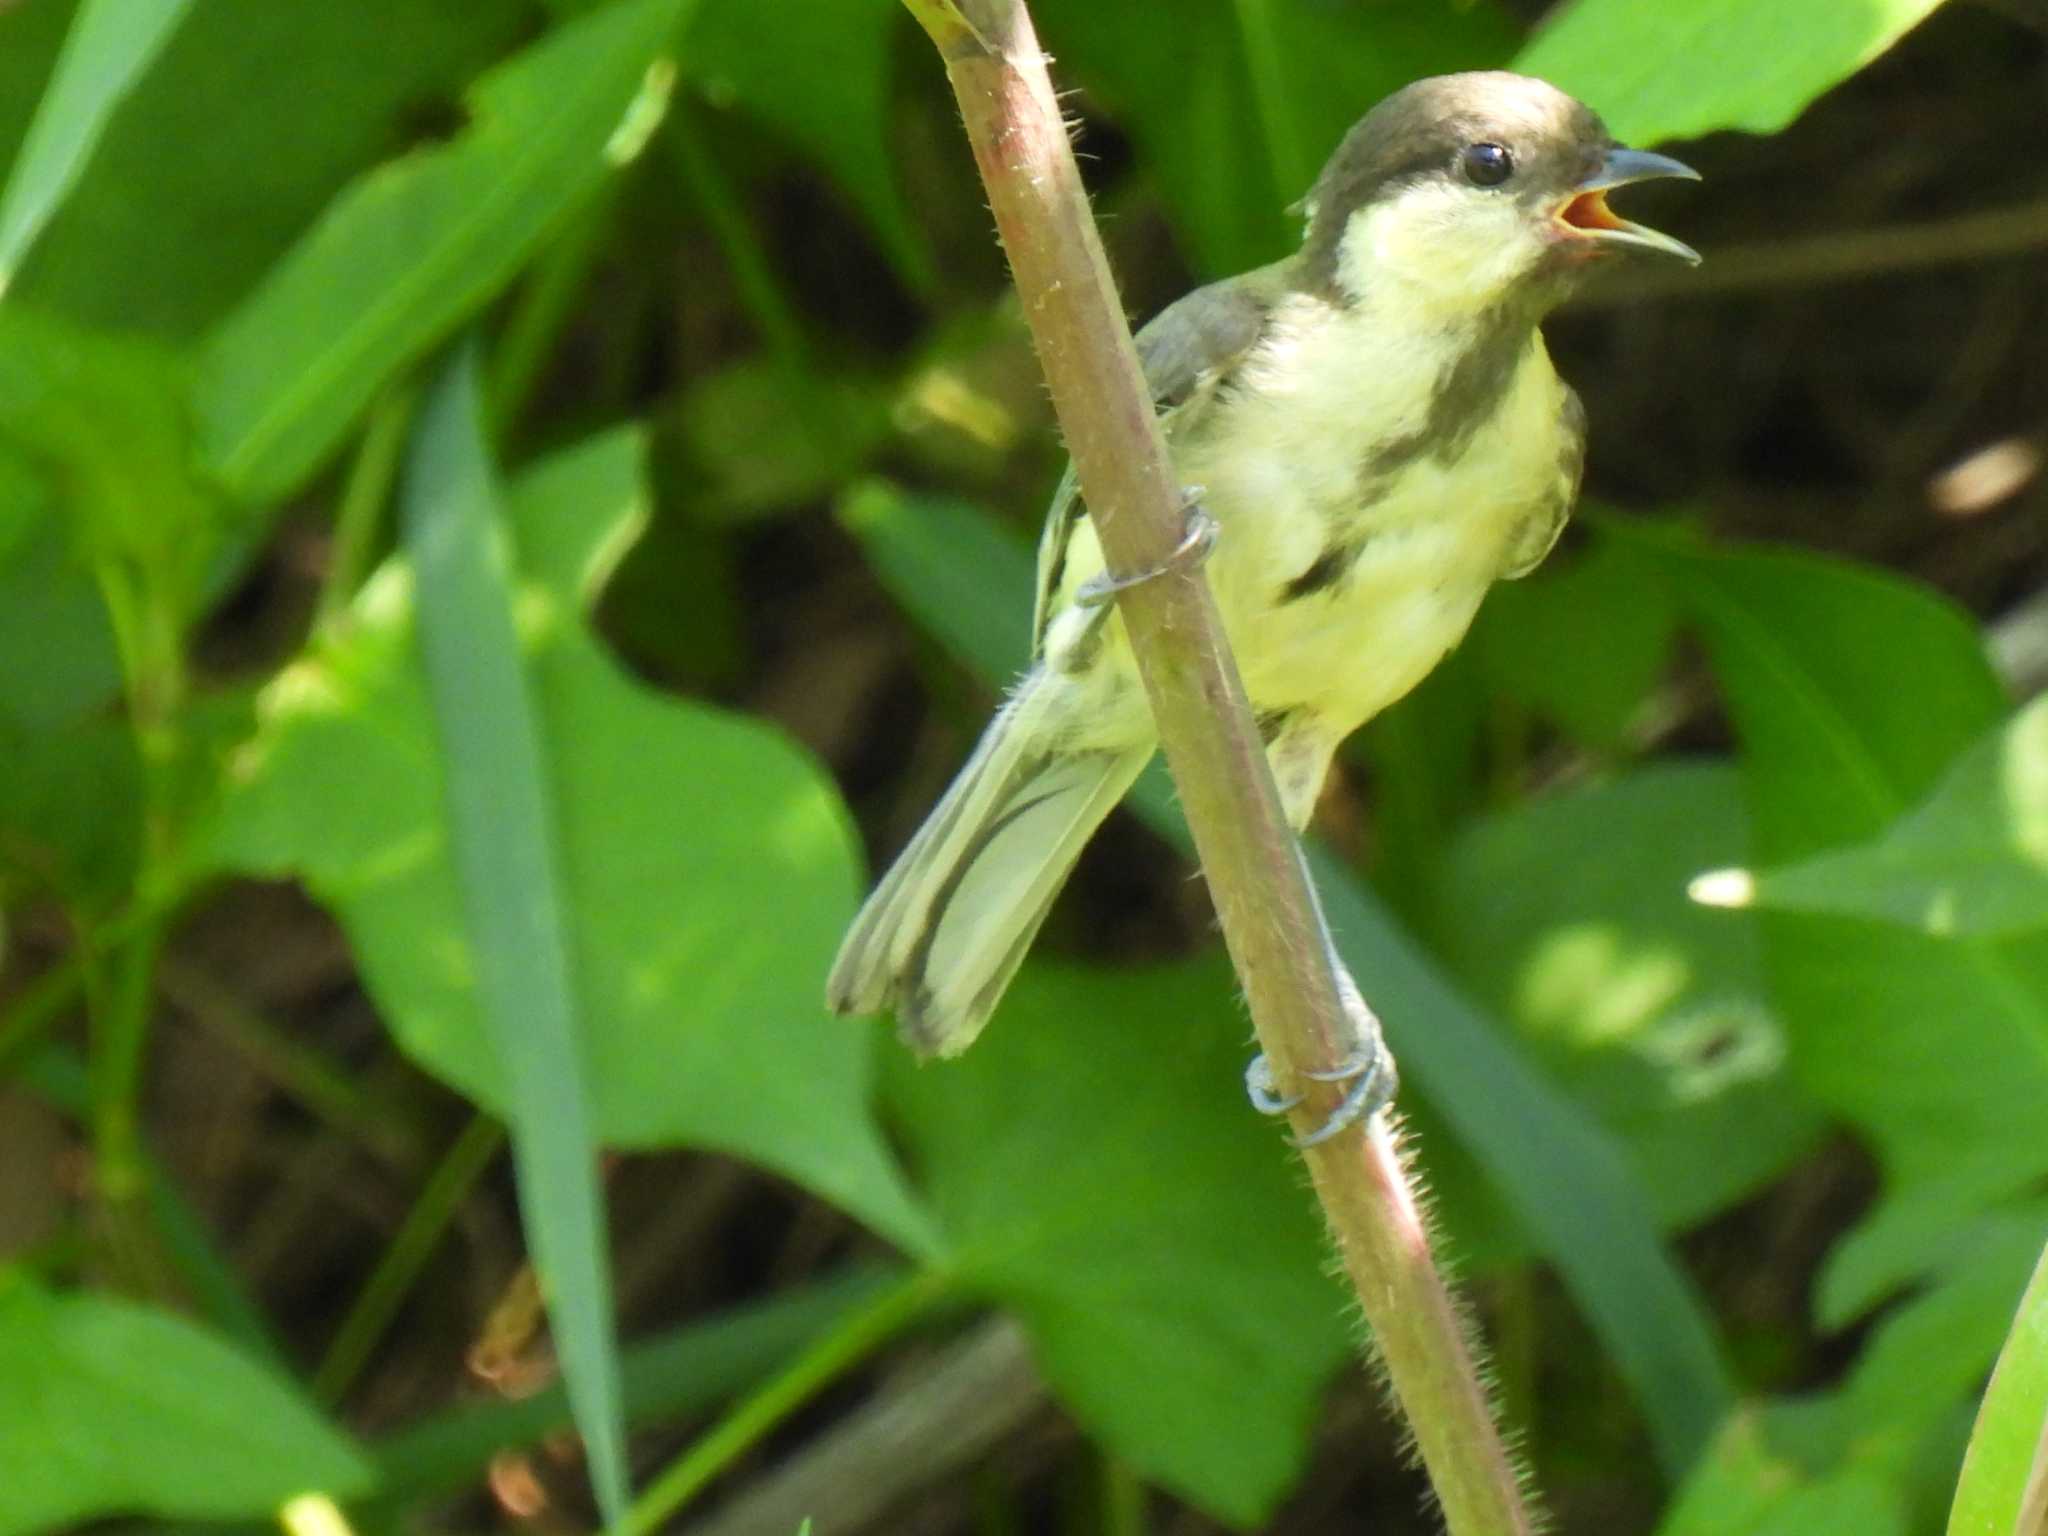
1078;491;1216;606
1246;1036;1397;1148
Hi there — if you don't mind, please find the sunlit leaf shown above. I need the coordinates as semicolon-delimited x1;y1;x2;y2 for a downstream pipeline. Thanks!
1518;0;1947;145
195;0;688;505
1743;695;2048;938
0;1275;370;1535
203;431;933;1254
9;0;532;338
1436;764;1823;1228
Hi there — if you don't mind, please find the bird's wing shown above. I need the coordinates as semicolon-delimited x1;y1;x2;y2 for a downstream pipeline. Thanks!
1029;270;1280;657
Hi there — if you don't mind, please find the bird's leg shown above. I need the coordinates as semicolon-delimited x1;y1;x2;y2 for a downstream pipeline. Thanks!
1077;488;1216;606
1246;840;1397;1146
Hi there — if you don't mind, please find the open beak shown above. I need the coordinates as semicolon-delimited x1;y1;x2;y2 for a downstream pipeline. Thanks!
1556;147;1701;265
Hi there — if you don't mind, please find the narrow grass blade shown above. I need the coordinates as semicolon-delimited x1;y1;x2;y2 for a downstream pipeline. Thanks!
0;0;192;293
401;342;627;1523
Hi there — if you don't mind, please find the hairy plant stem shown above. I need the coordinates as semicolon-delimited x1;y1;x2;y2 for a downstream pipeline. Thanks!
902;3;1533;1531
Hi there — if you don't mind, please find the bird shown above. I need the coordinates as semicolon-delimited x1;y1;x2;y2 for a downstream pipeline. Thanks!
828;70;1698;1125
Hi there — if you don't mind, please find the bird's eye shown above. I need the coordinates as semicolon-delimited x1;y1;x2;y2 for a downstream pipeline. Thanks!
1460;142;1514;188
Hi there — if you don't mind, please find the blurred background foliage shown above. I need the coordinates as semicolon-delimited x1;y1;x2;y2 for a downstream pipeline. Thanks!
1;0;2046;1533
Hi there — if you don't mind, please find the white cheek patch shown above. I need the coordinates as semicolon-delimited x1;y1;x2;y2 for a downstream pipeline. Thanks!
1342;184;1544;312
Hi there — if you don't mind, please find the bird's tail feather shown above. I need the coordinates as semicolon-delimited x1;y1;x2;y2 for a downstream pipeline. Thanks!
827;671;1150;1056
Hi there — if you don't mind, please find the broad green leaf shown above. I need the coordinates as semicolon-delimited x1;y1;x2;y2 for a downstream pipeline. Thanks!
1518;0;1947;145
0;1275;371;1535
1655;1408;1911;1536
1820;1154;2048;1327
1435;764;1823;1229
397;344;627;1524
885;958;1348;1525
1744;695;2048;938
682;0;926;285
1034;0;1517;277
839;481;1734;1472
1839;1202;2048;1441
203;432;932;1254
1618;529;2006;863
195;0;688;506
1946;1237;2048;1536
12;0;531;339
369;1265;910;1508
1631;528;2048;1354
1473;527;1680;753
0;306;217;587
0;0;192;293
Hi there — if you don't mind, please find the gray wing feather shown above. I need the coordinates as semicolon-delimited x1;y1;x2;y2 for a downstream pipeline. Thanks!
1029;271;1279;654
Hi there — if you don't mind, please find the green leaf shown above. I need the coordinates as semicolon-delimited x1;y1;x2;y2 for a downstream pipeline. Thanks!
0;1274;371;1535
1744;695;2048;938
682;0;926;285
195;0;689;506
1627;526;2048;1190
1517;0;1946;145
1435;764;1824;1230
1620;528;2006;862
1838;1202;2048;1441
9;0;534;340
1655;1408;1911;1536
398;343;628;1523
1034;0;1518;277
1946;1236;2048;1536
1819;1154;2048;1327
0;306;217;586
0;0;192;293
1634;524;2048;1427
1473;527;1680;753
203;431;932;1252
838;481;1734;1473
885;958;1349;1525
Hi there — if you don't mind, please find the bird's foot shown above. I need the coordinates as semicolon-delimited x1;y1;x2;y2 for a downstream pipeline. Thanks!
1077;490;1216;606
1244;994;1397;1148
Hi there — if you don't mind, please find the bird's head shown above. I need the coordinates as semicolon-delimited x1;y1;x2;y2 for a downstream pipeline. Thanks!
1301;72;1699;319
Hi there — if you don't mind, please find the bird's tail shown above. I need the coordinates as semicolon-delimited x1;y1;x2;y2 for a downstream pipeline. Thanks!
827;668;1151;1056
